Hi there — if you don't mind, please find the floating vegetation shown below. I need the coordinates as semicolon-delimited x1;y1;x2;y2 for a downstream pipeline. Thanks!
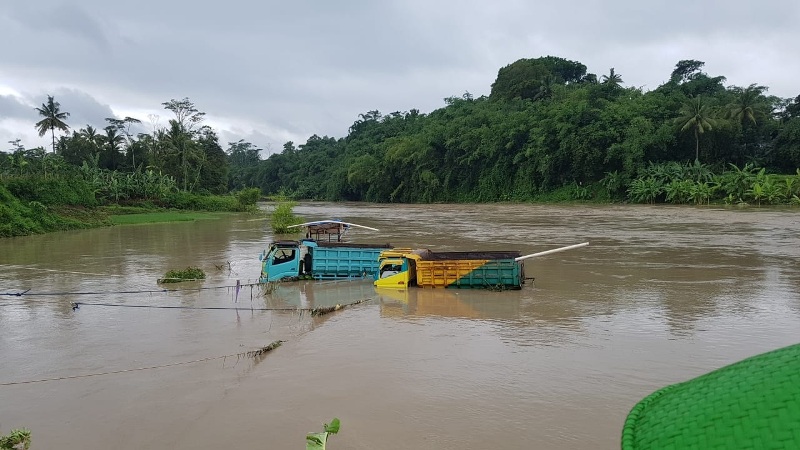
2;341;287;386
229;340;285;368
306;418;340;450
244;340;284;358
0;428;31;450
310;298;368;316
158;266;206;283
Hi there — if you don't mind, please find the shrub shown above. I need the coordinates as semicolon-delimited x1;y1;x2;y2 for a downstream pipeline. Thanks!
161;191;241;211
236;187;262;207
5;176;97;206
270;200;302;234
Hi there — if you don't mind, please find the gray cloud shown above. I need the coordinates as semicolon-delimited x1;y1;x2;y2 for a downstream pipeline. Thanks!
7;2;111;50
0;95;31;120
49;89;116;131
1;0;798;152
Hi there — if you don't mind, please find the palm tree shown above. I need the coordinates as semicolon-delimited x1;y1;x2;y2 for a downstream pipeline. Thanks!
533;74;557;101
601;68;623;87
728;84;767;127
101;126;125;170
35;95;70;153
79;125;102;148
121;117;142;168
675;97;717;162
727;84;768;164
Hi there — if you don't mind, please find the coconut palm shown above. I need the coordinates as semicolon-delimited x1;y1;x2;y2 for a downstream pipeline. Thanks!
675;97;716;162
533;74;557;101
79;125;103;152
601;68;623;87
727;84;767;127
101;126;126;170
34;95;70;153
727;84;768;163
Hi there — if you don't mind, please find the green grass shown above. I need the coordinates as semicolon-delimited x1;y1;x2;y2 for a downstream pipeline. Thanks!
109;211;223;225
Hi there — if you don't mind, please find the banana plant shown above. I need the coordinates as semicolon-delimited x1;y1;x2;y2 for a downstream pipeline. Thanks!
627;177;663;204
746;182;766;206
306;418;340;450
690;181;718;205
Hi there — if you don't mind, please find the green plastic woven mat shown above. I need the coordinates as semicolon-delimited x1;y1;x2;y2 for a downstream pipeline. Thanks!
622;343;800;450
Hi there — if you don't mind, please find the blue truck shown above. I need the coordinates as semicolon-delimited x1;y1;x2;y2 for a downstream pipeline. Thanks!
258;220;392;283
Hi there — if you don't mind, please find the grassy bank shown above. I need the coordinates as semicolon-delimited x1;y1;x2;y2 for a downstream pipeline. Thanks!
108;210;225;225
0;180;262;238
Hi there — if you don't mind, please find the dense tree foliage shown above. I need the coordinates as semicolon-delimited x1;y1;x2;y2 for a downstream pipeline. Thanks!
235;57;799;205
0;96;259;238
3;57;800;210
11;97;233;196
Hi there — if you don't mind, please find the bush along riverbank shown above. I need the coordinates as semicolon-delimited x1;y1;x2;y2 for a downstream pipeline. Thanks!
0;172;262;238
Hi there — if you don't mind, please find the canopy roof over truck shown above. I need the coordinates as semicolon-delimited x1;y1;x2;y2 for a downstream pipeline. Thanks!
287;219;379;242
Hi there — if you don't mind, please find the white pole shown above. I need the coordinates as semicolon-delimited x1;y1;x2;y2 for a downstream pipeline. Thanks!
515;242;589;262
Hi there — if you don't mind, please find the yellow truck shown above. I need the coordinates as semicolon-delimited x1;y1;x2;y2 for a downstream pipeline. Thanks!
375;243;589;289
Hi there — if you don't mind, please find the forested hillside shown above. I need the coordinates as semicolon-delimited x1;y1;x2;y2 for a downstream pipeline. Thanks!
232;57;800;204
3;56;800;210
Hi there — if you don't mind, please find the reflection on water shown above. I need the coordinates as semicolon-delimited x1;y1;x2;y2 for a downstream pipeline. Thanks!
1;204;799;449
267;279;377;310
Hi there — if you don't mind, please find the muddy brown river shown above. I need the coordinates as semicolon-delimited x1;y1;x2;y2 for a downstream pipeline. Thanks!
1;203;799;449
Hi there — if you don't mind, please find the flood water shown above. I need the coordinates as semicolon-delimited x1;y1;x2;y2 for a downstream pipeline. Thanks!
1;202;799;449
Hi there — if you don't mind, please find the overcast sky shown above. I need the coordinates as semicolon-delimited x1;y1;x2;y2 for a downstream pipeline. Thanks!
1;0;798;156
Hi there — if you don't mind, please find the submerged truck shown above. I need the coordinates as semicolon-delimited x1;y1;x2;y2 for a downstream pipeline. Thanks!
259;239;392;283
374;243;589;289
259;220;392;283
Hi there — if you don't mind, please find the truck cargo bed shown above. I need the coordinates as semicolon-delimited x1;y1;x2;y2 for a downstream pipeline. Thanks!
309;243;391;280
413;257;523;289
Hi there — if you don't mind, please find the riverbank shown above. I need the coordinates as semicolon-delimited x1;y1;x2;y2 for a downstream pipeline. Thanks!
103;206;235;225
0;182;261;238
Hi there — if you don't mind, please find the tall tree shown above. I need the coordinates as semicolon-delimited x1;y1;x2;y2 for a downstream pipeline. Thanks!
227;140;262;190
79;125;101;145
34;95;70;153
726;84;771;166
784;95;800;121
675;97;717;162
727;84;768;127
196;127;229;193
601;68;623;87
670;60;706;84
106;116;143;168
101;126;125;170
162;98;205;133
58;126;101;166
489;56;587;101
162;98;205;191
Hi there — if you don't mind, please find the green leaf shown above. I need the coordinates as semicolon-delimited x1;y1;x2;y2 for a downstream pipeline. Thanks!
306;432;327;450
324;418;340;434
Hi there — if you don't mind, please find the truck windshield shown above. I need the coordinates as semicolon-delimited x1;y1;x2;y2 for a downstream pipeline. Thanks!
272;248;296;265
380;263;402;278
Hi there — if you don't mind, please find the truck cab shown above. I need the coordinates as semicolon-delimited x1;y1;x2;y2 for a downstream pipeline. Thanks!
259;240;307;283
374;248;416;287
